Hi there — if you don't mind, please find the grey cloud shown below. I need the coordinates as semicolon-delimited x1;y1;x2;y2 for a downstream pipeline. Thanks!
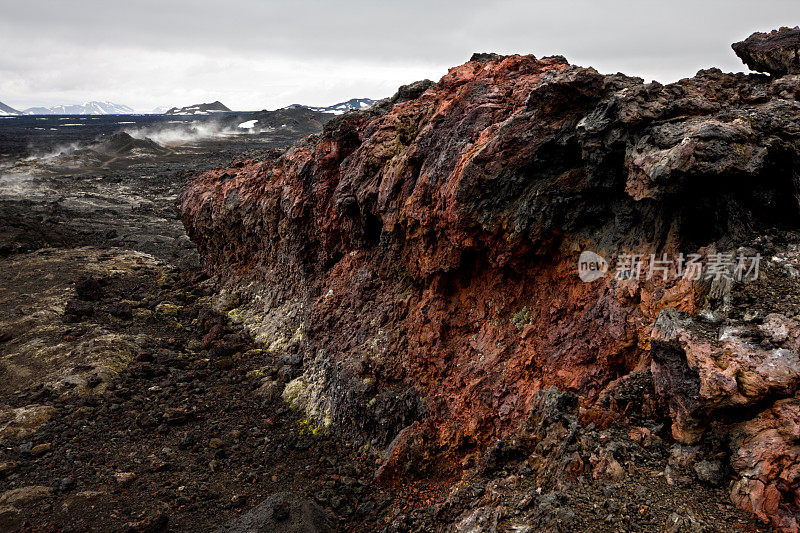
1;0;798;110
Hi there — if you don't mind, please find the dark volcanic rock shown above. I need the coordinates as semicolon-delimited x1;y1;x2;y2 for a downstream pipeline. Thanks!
470;52;504;62
64;299;95;321
215;492;333;533
74;275;103;301
122;511;169;532
100;132;169;156
391;79;435;104
732;26;800;76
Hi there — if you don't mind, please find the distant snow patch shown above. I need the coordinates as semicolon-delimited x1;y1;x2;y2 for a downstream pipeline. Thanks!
237;120;258;129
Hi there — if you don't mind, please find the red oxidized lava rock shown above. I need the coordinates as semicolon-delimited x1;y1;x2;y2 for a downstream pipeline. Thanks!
180;44;800;530
731;396;800;532
651;308;800;445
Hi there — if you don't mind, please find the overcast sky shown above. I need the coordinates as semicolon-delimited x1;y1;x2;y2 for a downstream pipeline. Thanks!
1;0;798;112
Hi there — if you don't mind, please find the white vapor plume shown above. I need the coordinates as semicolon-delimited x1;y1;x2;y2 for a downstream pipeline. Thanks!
123;121;265;145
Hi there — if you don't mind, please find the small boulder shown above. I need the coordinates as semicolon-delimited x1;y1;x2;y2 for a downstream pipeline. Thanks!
30;443;52;457
107;301;133;319
64;299;95;321
155;302;182;317
114;472;137;486
0;505;21;530
454;506;499;533
0;486;53;507
74;275;103;301
0;404;56;442
591;451;625;481
0;461;18;477
0;327;14;343
255;380;284;402
61;491;111;513
391;79;435;104
693;459;725;486
663;509;711;533
163;408;191;425
122;510;169;532
216;492;333;533
732;27;800;77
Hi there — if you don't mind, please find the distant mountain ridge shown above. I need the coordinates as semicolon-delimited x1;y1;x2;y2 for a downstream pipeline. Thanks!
164;101;231;115
0;101;22;116
287;98;375;115
22;101;135;115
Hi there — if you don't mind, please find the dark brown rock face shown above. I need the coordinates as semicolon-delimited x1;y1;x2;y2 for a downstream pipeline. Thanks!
733;26;800;76
179;43;800;531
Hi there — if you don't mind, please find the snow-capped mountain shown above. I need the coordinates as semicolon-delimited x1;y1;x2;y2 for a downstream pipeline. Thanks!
150;106;171;114
288;98;376;115
0;101;21;116
164;101;231;115
22;101;135;115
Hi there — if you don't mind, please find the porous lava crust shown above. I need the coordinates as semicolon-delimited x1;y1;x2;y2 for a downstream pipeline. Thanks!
732;26;800;77
179;51;800;530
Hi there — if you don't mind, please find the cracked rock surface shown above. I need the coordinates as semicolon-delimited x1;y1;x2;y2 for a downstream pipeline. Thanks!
179;34;800;531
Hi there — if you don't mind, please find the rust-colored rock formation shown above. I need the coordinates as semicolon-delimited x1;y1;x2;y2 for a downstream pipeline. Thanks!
179;45;800;530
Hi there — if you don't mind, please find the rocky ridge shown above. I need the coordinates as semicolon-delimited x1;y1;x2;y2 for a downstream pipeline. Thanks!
166;102;232;116
0;101;21;116
289;98;377;115
179;32;800;530
22;102;135;115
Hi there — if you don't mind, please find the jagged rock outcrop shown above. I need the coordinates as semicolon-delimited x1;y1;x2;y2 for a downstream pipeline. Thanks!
733;27;800;76
651;307;800;445
165;101;231;115
731;396;800;532
179;41;800;530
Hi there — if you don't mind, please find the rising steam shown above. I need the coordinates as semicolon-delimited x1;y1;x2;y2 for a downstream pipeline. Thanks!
123;120;268;146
